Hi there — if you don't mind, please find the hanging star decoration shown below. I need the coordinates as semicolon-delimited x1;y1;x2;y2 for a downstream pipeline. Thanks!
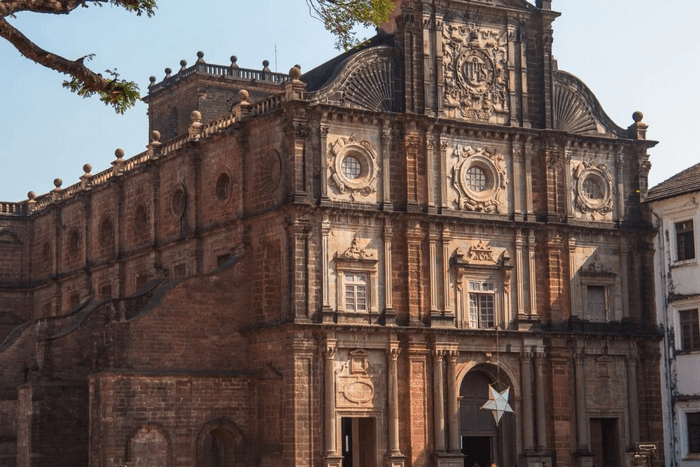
481;383;513;425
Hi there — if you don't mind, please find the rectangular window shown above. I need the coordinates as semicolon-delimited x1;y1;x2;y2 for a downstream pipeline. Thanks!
587;285;607;322
688;412;700;453
676;220;696;261
172;263;187;279
345;273;367;311
680;309;700;351
468;281;495;328
100;283;112;299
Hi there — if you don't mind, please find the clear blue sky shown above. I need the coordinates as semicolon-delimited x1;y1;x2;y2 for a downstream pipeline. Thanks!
0;1;696;201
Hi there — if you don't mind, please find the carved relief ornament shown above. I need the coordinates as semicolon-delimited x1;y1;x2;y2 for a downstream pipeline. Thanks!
573;160;613;220
442;25;509;121
328;134;380;201
450;145;508;213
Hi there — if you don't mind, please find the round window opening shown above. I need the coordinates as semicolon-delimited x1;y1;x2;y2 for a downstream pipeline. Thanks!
216;173;231;201
342;155;362;180
582;177;604;200
171;187;186;218
465;166;488;192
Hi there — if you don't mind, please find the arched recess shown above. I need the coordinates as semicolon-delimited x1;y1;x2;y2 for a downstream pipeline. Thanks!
459;364;517;467
125;423;172;467
196;418;246;467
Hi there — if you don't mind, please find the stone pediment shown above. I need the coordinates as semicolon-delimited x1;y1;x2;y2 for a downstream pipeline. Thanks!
0;229;22;244
0;312;25;326
553;71;628;138
305;46;397;112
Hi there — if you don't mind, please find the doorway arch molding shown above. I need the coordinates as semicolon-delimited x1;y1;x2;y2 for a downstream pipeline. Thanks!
455;359;521;400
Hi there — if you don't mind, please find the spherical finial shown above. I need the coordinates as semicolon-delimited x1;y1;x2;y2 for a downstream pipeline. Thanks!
151;130;161;142
262;60;270;68
230;55;238;64
27;191;36;200
54;178;63;189
294;64;301;71
190;110;202;122
149;76;156;83
164;67;172;76
115;148;125;159
289;66;302;80
83;163;92;174
197;51;204;59
180;59;187;68
237;89;250;103
633;111;644;123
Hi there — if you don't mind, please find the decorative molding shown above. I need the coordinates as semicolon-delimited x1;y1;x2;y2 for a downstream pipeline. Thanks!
573;160;613;220
338;237;376;261
450;145;508;213
442;25;509;121
328;134;380;201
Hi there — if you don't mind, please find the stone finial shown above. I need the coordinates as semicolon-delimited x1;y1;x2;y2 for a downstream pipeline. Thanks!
149;76;156;88
536;0;552;9
196;51;205;63
150;130;162;144
115;148;125;160
289;66;302;81
83;164;92;175
179;60;187;71
230;56;239;69
629;110;648;140
262;60;271;78
80;164;92;189
53;178;63;190
237;89;251;104
164;67;172;79
27;191;36;200
149;130;163;156
112;148;126;173
189;110;204;139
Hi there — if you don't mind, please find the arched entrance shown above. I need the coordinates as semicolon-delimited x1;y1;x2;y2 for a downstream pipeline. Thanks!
459;367;515;467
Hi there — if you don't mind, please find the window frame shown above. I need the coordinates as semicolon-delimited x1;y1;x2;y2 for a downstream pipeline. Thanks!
678;307;700;352
586;284;609;322
344;272;369;312
333;243;379;325
467;280;496;329
677;400;700;461
675;220;696;262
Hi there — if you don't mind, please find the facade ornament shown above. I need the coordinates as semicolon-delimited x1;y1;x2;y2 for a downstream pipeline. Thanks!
450;145;508;213
467;240;496;263
338;237;376;260
573;159;614;219
582;253;615;276
442;25;509;121
328;134;380;201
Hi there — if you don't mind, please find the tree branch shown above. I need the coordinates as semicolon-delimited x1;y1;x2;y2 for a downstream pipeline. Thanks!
0;16;139;112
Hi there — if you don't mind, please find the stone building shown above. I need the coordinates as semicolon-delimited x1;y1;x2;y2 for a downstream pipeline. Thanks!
0;1;664;467
647;166;700;467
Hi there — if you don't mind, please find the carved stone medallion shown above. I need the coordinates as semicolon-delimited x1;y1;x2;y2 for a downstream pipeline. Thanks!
573;160;613;220
450;145;508;213
328;134;380;201
443;26;509;121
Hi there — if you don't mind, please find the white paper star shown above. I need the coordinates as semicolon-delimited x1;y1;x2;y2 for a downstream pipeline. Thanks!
480;384;513;425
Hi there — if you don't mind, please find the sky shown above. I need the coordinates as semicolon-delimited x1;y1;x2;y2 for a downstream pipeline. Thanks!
0;1;697;202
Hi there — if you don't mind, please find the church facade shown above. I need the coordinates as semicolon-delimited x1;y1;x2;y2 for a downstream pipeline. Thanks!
0;1;664;467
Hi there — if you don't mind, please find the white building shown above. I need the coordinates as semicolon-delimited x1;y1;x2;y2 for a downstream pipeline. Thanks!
648;164;700;467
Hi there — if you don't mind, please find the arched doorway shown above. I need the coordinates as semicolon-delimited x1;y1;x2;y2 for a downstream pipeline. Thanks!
459;367;515;467
196;419;245;467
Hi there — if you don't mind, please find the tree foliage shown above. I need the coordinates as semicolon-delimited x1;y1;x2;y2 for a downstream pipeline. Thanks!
0;0;394;113
306;0;395;50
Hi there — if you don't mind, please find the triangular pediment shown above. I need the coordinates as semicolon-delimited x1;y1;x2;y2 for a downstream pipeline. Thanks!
0;229;22;244
0;312;25;326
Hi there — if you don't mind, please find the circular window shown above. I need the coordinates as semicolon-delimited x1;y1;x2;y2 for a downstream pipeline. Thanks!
69;230;80;256
134;204;148;234
342;155;362;180
465;166;488;192
216;173;231;201
99;218;114;249
171;186;186;219
582;177;603;200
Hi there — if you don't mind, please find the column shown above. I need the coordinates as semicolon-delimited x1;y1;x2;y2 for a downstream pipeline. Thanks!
627;353;640;445
620;239;630;319
439;134;449;210
534;352;547;451
528;230;537;318
324;339;338;455
512;137;523;220
388;340;402;455
429;228;440;314
382;121;393;210
433;350;446;452
384;220;395;325
442;226;452;317
322;218;332;321
521;352;535;452
568;238;579;319
447;350;460;452
615;148;625;223
516;231;526;319
428;131;436;213
320;120;330;203
564;145;573;218
574;352;589;451
524;139;534;218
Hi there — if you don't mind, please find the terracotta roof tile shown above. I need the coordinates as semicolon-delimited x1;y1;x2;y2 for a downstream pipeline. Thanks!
646;161;700;202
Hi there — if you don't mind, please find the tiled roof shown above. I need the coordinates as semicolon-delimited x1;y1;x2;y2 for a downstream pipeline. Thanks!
646;161;700;202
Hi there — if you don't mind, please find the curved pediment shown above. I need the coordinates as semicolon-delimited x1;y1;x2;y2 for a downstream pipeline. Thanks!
553;71;628;138
304;46;398;113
